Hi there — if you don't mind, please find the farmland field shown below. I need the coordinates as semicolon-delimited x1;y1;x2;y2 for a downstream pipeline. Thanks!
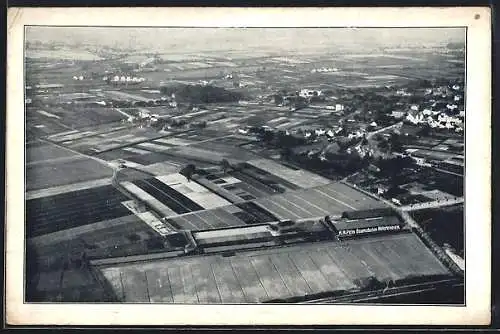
29;214;152;248
101;90;154;102
26;158;113;191
28;105;127;130
27;141;77;162
166;206;249;230
411;205;464;257
142;64;263;82
192;142;260;161
55;106;127;128
26;109;74;140
245;159;331;189
157;53;216;62
24;27;465;305
61;127;172;154
92;149;142;162
124;150;215;168
132;177;205;214
98;232;451;303
26;185;131;237
252;182;387;220
26;48;103;61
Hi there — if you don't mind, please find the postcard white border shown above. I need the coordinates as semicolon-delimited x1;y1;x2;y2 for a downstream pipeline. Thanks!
6;7;491;326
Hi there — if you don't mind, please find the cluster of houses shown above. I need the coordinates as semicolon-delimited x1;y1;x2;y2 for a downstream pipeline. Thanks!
72;74;146;83
425;84;462;97
396;89;413;97
403;108;464;132
390;84;464;132
396;83;462;98
303;127;342;139
103;75;146;84
389;109;464;132
298;89;323;98
123;108;161;125
324;104;345;112
310;67;340;73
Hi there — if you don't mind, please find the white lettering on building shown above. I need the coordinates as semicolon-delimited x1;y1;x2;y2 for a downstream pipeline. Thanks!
338;225;401;236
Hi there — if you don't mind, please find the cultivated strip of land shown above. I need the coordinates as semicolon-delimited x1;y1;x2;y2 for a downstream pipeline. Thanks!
26;178;112;200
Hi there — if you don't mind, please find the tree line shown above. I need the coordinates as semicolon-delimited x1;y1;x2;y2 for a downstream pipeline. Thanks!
160;84;244;103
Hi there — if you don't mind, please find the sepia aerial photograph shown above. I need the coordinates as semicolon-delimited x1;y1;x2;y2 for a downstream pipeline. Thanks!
24;26;466;305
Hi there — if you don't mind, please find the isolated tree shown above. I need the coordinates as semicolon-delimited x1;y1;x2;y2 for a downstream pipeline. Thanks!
220;159;231;174
389;133;403;152
280;147;293;160
273;94;284;105
359;276;384;292
193;121;207;129
180;164;196;182
80;251;89;270
127;233;141;243
419;124;431;137
378;139;390;151
259;130;275;144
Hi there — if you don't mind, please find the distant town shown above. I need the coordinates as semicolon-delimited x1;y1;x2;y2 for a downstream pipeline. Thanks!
25;28;465;304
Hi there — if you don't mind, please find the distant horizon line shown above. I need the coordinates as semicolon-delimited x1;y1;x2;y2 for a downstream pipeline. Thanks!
24;27;465;49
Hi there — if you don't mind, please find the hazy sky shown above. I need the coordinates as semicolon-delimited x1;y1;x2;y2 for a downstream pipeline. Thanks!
26;27;465;53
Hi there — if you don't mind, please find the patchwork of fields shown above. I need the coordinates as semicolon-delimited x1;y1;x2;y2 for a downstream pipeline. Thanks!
24;40;464;303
